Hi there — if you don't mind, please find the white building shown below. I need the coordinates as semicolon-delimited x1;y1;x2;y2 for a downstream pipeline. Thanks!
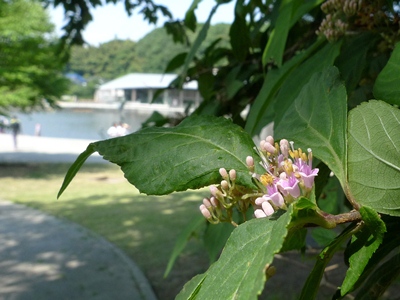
94;73;201;109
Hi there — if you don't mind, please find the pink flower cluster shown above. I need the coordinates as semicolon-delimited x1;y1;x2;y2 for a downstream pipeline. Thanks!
248;136;319;218
199;168;238;224
198;136;319;224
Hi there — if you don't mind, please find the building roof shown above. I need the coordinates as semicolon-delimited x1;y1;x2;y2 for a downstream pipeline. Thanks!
98;73;198;90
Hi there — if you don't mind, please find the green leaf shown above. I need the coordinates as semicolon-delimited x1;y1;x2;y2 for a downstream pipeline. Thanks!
355;252;400;300
194;208;293;299
274;66;348;188
203;222;234;263
273;41;342;130
280;227;307;252
179;2;219;86
141;111;170;128
311;227;337;247
57;143;96;198
164;52;187;73
245;38;325;136
197;72;215;100
290;0;325;24
224;65;244;100
262;0;293;67
300;223;358;300
58;115;257;197
340;206;386;296
229;11;250;61
348;232;400;296
164;215;205;278
373;42;400;105
175;273;207;300
184;0;202;32
314;161;332;200
347;100;400;216
353;215;400;287
317;176;345;215
262;0;323;67
335;33;379;93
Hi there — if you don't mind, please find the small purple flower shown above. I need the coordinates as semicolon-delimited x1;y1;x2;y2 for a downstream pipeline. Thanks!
266;184;285;207
297;148;319;189
299;165;319;189
293;156;306;171
277;174;300;198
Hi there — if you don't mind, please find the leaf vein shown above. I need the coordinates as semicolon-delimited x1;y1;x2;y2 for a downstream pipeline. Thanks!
349;131;400;172
295;102;344;176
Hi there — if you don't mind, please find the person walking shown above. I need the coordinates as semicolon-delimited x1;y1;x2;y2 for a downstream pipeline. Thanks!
9;116;21;149
107;122;118;138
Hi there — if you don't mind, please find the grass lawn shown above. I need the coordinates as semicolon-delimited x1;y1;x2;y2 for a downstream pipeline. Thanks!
0;163;210;299
4;163;400;300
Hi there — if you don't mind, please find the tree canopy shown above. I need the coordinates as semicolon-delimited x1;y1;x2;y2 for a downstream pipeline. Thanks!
0;0;69;112
67;23;230;78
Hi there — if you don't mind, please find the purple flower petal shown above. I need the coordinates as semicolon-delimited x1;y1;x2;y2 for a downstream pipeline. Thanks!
277;174;300;198
262;201;274;216
254;209;267;218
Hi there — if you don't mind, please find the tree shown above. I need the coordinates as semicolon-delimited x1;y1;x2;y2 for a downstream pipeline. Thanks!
135;23;230;73
57;0;400;299
67;39;143;80
0;0;69;112
66;24;230;78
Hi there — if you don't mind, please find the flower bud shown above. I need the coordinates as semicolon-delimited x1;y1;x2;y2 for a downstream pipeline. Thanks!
229;169;236;181
203;198;212;208
221;180;229;191
219;168;228;179
209;185;219;197
199;204;211;219
266;135;274;145
210;185;224;201
246;156;254;168
263;142;276;154
210;196;219;207
280;139;289;158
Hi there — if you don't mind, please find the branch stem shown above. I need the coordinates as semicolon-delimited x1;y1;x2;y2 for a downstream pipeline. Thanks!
323;210;362;225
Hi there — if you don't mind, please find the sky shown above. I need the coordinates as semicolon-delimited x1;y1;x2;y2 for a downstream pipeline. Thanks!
49;0;235;46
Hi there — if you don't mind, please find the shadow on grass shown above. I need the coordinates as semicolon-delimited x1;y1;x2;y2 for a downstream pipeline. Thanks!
22;190;210;300
0;201;148;299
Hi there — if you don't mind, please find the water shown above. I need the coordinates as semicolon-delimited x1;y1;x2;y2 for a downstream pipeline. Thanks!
14;108;152;140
